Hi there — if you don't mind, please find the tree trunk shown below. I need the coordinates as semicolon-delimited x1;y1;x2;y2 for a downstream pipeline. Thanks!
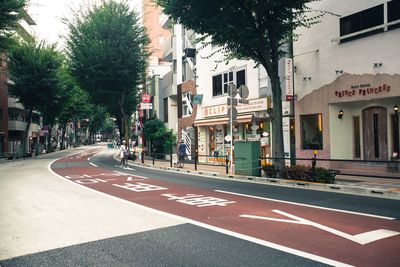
22;108;33;155
270;72;285;171
261;42;285;174
61;124;66;150
47;124;53;151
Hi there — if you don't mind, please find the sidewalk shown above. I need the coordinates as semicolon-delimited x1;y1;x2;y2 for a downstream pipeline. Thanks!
125;152;400;200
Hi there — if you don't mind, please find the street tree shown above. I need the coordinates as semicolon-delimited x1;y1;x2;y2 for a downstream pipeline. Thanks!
0;0;26;51
65;0;150;144
8;40;63;154
57;70;93;148
155;0;322;170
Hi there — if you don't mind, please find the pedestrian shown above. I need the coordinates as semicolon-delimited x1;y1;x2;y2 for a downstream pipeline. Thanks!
177;139;187;168
119;140;129;167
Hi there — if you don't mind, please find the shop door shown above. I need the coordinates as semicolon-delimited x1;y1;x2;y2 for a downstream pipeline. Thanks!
362;107;388;160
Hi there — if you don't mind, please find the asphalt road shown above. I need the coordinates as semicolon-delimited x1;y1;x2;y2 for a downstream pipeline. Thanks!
1;144;400;266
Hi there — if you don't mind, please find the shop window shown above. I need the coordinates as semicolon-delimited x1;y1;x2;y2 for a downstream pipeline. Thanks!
236;69;246;87
388;0;400;30
223;71;234;94
392;114;400;157
163;98;168;122
301;114;323;150
182;91;192;117
212;75;223;96
212;69;246;97
340;4;384;42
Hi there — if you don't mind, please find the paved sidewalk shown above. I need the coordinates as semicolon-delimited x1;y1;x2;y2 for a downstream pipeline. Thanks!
124;152;400;200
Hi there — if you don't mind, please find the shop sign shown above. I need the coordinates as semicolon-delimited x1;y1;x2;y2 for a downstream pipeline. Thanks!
202;98;269;117
284;58;293;101
335;83;391;98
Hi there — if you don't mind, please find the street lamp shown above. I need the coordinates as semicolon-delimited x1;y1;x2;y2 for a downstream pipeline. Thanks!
338;109;344;119
394;104;399;114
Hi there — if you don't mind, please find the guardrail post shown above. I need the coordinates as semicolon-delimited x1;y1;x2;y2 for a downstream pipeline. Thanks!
258;157;262;177
312;151;317;181
141;150;144;164
170;151;172;167
225;156;229;174
152;149;155;165
195;152;198;171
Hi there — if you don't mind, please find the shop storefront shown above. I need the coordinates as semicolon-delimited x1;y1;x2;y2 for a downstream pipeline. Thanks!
296;73;400;163
194;97;271;163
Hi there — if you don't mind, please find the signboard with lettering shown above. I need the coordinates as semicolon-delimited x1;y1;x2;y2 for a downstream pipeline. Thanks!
202;98;270;118
140;103;153;109
335;84;391;98
284;58;293;101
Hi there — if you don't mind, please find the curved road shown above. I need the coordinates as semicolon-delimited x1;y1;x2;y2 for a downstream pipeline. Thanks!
1;144;400;266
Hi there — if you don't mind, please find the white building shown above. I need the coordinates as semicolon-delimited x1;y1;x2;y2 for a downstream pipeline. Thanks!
293;0;400;164
193;38;277;162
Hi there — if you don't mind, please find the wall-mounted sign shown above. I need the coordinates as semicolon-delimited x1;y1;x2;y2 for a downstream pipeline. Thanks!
335;83;391;98
284;58;293;101
202;97;270;117
193;94;203;104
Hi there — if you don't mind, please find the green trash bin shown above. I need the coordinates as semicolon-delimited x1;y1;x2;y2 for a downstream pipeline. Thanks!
107;143;113;149
234;141;260;176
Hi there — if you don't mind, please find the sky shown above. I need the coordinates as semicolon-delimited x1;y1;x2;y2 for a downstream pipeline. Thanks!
27;0;142;49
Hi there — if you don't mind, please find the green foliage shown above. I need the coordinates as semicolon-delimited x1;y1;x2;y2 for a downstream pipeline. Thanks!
65;0;150;122
8;41;62;111
143;118;176;155
0;0;26;51
57;70;93;125
8;40;63;152
283;165;337;184
155;0;323;168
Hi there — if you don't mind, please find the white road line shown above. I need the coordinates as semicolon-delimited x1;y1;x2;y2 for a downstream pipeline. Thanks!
48;160;352;267
89;162;98;167
240;210;400;245
215;190;395;220
88;157;91;161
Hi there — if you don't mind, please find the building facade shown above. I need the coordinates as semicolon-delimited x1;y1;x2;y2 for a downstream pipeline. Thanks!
0;8;41;155
193;40;277;163
293;0;400;164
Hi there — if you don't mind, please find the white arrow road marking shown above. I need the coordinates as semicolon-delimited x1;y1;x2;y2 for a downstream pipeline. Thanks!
89;162;98;167
240;210;400;245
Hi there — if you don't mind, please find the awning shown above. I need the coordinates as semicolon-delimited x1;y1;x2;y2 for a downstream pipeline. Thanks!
194;114;253;127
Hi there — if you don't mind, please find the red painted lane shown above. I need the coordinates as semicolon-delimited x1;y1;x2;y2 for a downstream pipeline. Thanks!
51;153;400;266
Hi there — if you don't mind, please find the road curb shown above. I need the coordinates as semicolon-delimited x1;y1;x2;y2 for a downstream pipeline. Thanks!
117;156;400;200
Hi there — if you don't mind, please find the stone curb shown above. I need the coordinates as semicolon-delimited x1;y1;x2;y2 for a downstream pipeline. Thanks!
115;155;400;200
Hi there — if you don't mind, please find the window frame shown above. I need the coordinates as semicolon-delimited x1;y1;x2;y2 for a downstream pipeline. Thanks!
212;67;247;97
300;113;323;150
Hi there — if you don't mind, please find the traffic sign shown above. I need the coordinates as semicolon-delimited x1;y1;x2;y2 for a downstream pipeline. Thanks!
140;102;153;109
238;85;249;99
227;83;237;96
228;106;237;120
142;94;151;103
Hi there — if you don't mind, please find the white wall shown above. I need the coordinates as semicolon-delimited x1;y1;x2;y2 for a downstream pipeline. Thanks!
329;98;400;159
195;39;262;120
294;0;400;100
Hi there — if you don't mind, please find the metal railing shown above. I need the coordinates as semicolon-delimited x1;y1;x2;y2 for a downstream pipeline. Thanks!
134;150;400;179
